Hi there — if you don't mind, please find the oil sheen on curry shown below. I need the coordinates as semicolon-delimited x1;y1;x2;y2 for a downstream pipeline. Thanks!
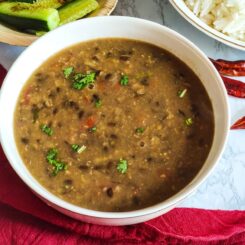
15;39;214;212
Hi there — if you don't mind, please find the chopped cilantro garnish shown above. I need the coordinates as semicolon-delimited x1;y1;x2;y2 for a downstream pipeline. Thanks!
46;148;57;162
135;127;145;134
117;159;128;174
178;89;187;98
52;162;67;176
95;99;102;108
40;124;53;136
71;144;86;154
185;118;193;126
46;148;66;176
72;72;96;90
120;75;129;86
63;66;96;90
71;144;80;152
63;67;74;79
74;73;82;81
89;126;97;132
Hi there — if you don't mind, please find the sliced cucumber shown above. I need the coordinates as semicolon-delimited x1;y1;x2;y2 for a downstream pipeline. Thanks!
58;0;98;25
0;2;59;31
8;0;64;9
9;0;37;3
33;0;64;9
35;30;47;36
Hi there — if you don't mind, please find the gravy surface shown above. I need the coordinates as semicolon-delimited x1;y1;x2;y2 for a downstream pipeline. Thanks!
15;39;214;211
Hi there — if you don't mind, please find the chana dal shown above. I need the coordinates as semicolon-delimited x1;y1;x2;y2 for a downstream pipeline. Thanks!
14;39;214;211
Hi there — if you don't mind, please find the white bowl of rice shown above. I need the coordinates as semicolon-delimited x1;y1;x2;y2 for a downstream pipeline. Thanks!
170;0;245;51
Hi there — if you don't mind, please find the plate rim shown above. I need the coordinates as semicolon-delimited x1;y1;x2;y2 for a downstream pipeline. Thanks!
0;0;118;46
169;0;245;51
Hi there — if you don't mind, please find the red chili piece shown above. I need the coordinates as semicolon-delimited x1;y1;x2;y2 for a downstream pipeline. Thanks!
231;116;245;130
221;75;245;98
0;64;7;86
210;58;245;76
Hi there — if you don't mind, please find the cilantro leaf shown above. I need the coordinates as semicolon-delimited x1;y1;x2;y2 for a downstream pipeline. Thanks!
63;67;74;79
185;117;193;126
71;144;86;154
40;124;53;136
72;72;96;90
95;99;102;108
52;162;67;176
46;148;57;163
117;159;128;174
46;148;66;176
89;126;97;132
135;127;145;134
120;75;129;86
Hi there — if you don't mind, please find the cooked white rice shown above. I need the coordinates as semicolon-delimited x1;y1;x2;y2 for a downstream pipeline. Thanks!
184;0;245;42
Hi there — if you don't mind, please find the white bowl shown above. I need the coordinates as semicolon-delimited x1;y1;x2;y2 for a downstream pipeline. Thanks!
169;0;245;51
0;16;229;226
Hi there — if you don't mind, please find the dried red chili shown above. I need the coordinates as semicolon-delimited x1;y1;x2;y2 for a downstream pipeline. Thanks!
231;116;245;130
0;64;7;86
210;58;245;76
221;75;245;98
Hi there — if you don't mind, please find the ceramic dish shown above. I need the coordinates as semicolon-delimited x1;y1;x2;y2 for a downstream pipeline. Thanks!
169;0;245;51
0;0;118;46
0;16;229;226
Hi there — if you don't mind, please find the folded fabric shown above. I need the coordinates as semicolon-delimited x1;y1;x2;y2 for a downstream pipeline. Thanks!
0;64;7;81
0;64;245;244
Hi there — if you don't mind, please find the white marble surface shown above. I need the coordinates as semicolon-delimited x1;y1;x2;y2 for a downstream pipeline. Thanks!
0;0;245;210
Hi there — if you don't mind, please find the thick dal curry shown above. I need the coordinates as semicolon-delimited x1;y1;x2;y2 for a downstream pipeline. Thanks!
14;39;214;211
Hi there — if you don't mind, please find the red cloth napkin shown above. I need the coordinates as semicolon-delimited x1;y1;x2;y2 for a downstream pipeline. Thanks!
0;64;245;244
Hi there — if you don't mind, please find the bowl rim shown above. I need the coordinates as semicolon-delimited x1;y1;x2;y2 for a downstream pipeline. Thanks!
169;0;245;51
0;16;230;220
